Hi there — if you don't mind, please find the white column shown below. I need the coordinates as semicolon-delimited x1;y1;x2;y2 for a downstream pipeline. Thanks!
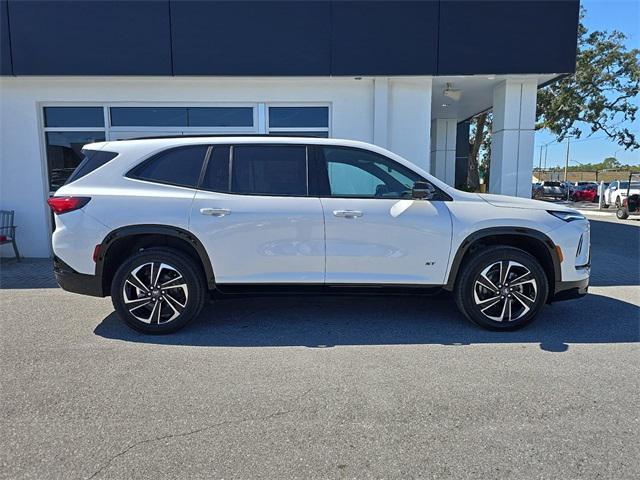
489;79;538;197
372;77;389;148
430;118;457;186
388;78;432;171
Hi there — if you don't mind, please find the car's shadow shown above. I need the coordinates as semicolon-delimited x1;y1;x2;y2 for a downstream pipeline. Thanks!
94;291;639;352
588;218;640;287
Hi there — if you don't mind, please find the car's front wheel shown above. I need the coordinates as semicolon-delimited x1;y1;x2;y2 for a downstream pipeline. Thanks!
111;247;206;334
454;246;549;330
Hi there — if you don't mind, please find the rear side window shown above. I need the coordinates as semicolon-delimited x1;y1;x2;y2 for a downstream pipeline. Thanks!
128;145;208;188
200;146;230;192
231;145;307;196
65;149;118;185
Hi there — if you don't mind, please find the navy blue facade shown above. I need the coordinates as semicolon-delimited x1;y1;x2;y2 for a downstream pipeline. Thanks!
0;0;579;76
331;1;439;76
171;1;331;75
8;0;172;75
438;1;580;75
0;1;11;75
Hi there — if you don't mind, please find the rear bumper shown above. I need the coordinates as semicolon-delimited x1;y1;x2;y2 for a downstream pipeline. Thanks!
552;277;589;302
53;256;105;297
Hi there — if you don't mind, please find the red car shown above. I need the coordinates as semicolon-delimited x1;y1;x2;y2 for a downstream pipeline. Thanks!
571;184;598;202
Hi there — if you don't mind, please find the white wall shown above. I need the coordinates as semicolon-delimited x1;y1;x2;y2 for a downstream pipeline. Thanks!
489;79;538;197
0;76;433;257
388;78;432;171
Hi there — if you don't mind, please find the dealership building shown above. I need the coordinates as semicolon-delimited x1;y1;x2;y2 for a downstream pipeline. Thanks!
0;0;579;258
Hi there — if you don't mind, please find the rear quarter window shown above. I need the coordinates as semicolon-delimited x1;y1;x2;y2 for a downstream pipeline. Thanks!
128;145;208;188
65;149;118;185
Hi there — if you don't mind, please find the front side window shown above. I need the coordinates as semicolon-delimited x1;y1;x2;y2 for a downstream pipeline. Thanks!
128;145;208;188
320;147;422;198
231;145;307;196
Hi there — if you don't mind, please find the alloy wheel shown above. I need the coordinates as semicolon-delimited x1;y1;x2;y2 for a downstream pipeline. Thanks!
473;260;538;322
122;262;189;324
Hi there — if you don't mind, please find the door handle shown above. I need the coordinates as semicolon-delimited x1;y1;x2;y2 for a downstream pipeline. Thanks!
200;207;231;217
333;210;363;218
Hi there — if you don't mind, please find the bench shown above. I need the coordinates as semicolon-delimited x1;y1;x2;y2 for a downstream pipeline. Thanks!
0;210;20;261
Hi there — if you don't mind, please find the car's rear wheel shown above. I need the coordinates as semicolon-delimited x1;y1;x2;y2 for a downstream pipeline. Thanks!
111;247;206;334
616;207;629;220
454;246;548;330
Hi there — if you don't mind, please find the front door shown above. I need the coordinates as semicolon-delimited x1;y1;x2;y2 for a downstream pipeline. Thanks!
317;146;452;285
190;144;325;284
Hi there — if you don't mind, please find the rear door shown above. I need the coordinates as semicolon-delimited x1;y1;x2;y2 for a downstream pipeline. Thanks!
315;146;452;285
190;144;325;284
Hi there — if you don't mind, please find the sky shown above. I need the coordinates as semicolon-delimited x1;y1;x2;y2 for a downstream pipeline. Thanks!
533;0;640;168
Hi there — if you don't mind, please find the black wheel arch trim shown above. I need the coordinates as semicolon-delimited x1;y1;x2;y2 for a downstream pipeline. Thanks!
96;225;215;290
443;226;562;292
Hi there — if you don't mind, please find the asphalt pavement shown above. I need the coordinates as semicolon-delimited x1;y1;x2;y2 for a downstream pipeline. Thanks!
1;214;638;479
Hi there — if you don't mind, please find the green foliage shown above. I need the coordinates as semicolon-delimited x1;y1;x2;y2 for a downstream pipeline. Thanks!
536;11;640;150
535;156;636;172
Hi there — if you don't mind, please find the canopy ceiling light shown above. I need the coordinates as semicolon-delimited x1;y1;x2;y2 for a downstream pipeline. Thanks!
443;83;462;102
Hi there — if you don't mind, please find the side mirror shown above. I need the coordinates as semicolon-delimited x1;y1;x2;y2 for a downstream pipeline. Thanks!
412;181;434;200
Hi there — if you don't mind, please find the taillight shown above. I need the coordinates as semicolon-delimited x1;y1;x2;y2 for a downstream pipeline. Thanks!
47;196;91;214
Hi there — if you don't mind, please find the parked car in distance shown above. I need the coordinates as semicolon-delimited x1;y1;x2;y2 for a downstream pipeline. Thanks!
616;173;640;220
603;179;640;208
532;182;544;200
571;184;598;203
48;137;590;334
540;181;567;200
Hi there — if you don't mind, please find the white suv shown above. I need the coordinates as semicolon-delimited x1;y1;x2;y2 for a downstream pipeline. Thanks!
49;137;590;333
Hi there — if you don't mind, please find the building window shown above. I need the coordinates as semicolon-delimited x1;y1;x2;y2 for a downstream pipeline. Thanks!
42;104;329;192
44;107;105;128
110;107;254;128
43;106;107;193
267;106;329;137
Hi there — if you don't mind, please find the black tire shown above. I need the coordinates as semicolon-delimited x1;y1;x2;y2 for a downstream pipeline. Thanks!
615;196;621;208
454;246;549;331
111;247;207;334
616;207;629;220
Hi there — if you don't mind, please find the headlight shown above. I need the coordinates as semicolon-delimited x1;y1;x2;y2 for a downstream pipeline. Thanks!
548;210;586;222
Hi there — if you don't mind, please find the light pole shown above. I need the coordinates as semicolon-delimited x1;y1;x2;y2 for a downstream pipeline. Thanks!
613;148;623;160
563;137;573;201
540;140;554;179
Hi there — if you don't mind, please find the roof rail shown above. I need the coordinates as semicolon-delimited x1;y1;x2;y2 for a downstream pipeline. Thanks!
115;133;326;141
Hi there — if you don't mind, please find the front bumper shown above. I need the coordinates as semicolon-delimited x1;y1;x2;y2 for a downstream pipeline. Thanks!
53;256;105;297
552;276;589;302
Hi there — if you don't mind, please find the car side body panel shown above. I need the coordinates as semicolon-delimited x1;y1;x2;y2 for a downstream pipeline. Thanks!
190;190;325;284
320;197;453;284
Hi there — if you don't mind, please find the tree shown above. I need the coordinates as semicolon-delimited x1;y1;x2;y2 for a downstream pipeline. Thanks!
600;156;622;169
536;12;640;150
467;112;492;190
467;112;486;190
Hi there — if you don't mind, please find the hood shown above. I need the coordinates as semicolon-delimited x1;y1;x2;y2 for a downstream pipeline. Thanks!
477;193;575;212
